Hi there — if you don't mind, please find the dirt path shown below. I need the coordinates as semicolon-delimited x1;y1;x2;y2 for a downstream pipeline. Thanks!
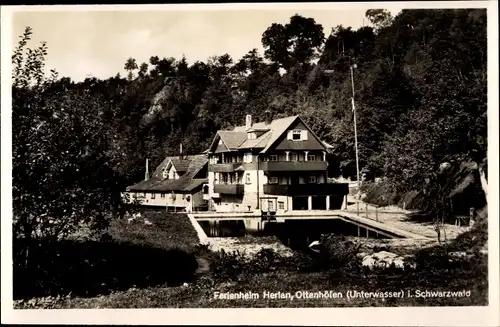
345;195;470;241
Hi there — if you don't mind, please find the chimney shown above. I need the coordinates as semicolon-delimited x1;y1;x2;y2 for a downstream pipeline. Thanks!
245;114;252;130
145;158;150;180
179;143;183;159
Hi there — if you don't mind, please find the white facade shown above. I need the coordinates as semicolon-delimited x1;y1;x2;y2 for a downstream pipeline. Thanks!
122;190;204;213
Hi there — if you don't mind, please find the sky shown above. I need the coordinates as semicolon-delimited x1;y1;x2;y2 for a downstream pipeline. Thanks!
11;5;403;82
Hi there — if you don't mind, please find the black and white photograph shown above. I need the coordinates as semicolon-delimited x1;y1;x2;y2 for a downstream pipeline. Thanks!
1;1;498;325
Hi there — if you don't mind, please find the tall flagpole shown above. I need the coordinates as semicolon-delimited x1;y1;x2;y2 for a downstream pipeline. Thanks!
350;64;361;213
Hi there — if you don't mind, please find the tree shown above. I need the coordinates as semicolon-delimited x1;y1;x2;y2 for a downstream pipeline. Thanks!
124;57;138;80
262;23;290;69
12;27;122;270
365;9;393;32
286;14;325;66
138;62;149;78
262;15;325;70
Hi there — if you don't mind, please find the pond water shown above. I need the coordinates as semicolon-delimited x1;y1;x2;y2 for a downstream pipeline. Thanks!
198;218;390;251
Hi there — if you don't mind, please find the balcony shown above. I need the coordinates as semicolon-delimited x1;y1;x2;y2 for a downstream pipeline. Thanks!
260;161;327;172
214;183;245;195
209;162;244;173
263;183;349;196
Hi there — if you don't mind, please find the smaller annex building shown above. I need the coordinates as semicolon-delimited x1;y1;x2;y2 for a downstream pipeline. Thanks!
123;154;209;212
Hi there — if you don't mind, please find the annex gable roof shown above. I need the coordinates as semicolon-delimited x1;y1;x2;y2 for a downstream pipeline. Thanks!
127;154;208;192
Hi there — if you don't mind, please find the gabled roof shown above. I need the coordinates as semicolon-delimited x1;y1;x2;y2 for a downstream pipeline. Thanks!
207;115;328;154
218;131;248;149
259;115;300;153
239;130;272;149
169;157;191;173
127;154;208;192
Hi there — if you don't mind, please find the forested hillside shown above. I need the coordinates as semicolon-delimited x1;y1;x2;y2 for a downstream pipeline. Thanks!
12;9;487;241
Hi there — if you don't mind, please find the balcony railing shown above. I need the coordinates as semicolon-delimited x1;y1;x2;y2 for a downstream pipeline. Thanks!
263;183;349;196
208;162;244;173
214;183;245;195
260;161;327;172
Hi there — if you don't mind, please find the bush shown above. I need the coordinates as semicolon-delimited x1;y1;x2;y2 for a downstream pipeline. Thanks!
317;235;362;270
362;180;400;207
210;249;248;281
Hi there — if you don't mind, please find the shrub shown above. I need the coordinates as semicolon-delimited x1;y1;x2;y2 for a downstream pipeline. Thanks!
317;235;362;270
210;249;247;281
362;180;400;207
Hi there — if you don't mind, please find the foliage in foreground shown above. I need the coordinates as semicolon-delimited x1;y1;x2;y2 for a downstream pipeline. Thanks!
13;212;200;300
15;240;488;308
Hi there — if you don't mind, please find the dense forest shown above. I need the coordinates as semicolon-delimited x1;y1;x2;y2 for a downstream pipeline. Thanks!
12;9;487;242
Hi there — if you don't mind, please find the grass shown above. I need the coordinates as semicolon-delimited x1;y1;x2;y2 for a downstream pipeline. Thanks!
16;257;488;308
107;211;200;252
13;210;201;301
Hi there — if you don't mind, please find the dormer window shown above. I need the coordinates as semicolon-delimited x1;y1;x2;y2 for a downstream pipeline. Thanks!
288;129;308;141
248;132;257;140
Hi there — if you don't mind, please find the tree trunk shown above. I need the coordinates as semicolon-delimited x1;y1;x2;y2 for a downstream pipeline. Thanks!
479;167;488;204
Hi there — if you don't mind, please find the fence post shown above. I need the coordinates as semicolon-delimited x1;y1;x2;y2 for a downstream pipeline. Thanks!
375;205;379;222
365;203;368;218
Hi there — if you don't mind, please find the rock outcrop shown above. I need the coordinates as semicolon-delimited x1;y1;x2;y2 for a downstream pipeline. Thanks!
361;251;416;270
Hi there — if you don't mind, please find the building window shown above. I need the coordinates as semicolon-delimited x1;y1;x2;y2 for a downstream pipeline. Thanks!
292;130;302;141
161;193;165;198
278;201;284;210
269;154;278;161
143;192;147;197
151;193;156;199
181;194;185;200
308;154;316;161
290;153;298;161
308;176;317;184
245;173;251;184
268;200;275;211
268;177;278;184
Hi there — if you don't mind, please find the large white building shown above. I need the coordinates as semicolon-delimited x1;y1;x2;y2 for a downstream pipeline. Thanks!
206;114;349;213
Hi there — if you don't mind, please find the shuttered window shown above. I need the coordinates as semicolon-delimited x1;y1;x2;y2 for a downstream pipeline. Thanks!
288;129;307;141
